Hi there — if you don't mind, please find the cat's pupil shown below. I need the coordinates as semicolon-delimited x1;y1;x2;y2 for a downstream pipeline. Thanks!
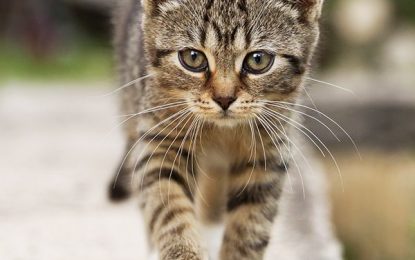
191;51;198;61
253;53;262;64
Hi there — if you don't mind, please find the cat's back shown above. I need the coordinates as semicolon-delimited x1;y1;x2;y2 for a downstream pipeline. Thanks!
113;0;145;82
113;0;147;136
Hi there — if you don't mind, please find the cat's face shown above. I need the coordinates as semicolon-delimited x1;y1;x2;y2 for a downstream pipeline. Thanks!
143;0;323;127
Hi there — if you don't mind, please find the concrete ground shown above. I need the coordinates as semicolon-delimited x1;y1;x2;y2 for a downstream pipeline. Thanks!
0;83;148;259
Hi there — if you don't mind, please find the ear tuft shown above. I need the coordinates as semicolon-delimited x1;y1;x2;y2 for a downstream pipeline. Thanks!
287;0;324;22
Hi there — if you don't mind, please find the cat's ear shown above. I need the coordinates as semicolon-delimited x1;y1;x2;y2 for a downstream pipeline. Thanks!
284;0;324;23
141;0;170;16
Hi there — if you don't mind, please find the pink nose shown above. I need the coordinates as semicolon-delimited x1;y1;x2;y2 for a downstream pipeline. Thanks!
213;96;236;110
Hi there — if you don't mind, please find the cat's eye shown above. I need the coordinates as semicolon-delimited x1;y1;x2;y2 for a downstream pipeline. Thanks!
178;49;208;73
243;51;275;75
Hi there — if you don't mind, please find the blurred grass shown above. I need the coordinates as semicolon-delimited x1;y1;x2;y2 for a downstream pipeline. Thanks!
325;151;415;260
396;0;415;23
0;39;112;83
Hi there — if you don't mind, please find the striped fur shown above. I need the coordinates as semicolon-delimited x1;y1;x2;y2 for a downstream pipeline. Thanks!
110;0;324;259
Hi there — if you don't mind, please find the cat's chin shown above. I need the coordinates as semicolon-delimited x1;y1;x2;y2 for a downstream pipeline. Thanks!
209;117;247;128
200;112;252;128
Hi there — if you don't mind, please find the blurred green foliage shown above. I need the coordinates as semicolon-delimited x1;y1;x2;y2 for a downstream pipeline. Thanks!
1;0;415;82
396;0;415;23
0;39;112;83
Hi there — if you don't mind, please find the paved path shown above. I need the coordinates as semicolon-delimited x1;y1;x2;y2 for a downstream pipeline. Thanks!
0;84;148;259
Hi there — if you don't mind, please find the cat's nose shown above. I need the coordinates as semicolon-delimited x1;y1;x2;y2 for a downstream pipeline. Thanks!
213;96;236;111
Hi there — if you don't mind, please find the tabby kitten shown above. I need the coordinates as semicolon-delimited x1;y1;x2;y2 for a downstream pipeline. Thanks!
110;0;333;259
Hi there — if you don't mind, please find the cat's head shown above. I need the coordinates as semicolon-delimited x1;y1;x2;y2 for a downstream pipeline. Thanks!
142;0;323;127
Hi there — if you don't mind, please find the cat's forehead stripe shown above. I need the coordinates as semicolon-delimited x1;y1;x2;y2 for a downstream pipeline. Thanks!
198;0;250;50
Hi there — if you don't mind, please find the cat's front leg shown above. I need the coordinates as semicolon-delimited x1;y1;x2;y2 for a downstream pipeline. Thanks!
220;163;286;260
137;142;207;260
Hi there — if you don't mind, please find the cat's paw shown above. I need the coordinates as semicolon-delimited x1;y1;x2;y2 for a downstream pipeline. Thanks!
150;247;209;260
161;246;209;260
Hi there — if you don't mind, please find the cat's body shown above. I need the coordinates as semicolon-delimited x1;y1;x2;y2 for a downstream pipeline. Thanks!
110;0;342;259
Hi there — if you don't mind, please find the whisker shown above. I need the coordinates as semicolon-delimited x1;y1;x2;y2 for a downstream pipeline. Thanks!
169;115;200;201
133;108;192;188
93;74;153;98
273;118;304;196
159;113;195;205
256;117;268;171
264;105;341;142
188;117;209;205
114;101;187;118
186;117;199;179
237;119;259;197
302;85;318;111
159;115;193;181
112;107;189;189
257;114;304;197
263;100;361;159
106;102;188;136
255;115;294;193
263;109;326;157
305;77;355;95
198;117;207;156
194;154;213;183
264;108;344;191
136;109;193;193
159;112;196;205
247;119;256;163
192;117;211;180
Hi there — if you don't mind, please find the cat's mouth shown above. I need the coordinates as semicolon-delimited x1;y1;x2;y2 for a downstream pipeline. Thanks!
198;110;254;128
191;96;261;127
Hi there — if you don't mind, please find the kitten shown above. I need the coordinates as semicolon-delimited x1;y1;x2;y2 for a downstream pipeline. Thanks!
109;0;341;259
